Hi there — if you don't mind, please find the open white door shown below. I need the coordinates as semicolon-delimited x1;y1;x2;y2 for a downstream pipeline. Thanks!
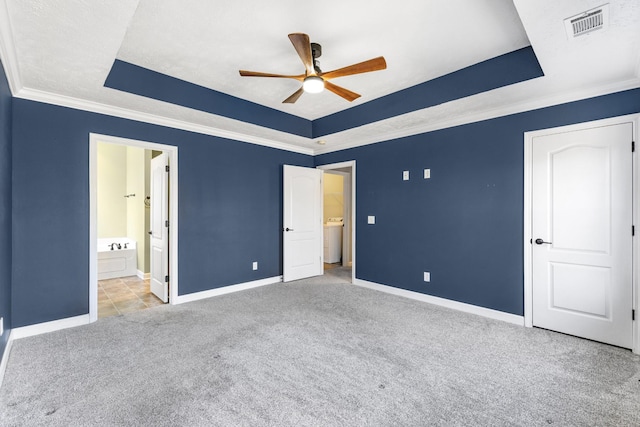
531;122;633;348
150;153;169;303
283;165;323;282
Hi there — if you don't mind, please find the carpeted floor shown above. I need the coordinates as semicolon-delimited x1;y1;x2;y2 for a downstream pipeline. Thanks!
1;269;639;426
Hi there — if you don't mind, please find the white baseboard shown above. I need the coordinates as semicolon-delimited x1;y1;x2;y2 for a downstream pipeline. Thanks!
11;314;91;340
137;270;150;280
0;331;13;388
173;276;283;305
353;279;524;326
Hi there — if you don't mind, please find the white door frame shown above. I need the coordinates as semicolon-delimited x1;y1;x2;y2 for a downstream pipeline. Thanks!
523;114;639;354
89;133;179;322
317;161;356;283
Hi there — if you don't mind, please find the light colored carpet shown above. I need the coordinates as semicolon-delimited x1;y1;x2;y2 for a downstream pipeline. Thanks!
1;270;639;426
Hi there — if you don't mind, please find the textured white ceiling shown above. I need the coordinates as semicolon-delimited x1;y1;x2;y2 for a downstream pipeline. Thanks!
116;0;530;120
2;0;639;154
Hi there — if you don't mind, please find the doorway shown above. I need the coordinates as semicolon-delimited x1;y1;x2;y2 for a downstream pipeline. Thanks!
524;115;639;353
318;161;355;283
89;133;179;323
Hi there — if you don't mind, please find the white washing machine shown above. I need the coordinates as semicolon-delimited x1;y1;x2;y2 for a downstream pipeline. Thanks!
323;217;343;264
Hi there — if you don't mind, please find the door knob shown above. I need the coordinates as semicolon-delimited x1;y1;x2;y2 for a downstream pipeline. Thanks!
285;227;294;232
535;238;552;245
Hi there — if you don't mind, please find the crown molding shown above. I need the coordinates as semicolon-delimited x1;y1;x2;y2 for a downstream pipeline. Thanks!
0;0;22;94
11;77;640;158
15;88;315;155
312;77;640;155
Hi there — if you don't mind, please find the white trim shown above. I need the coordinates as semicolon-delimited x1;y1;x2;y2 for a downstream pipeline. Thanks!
313;78;640;155
317;161;357;283
0;1;22;94
353;279;524;326
0;331;13;388
137;270;150;280
90;133;180;323
634;115;639;355
5;67;638;158
17;88;314;155
523;130;533;328
523;113;640;354
89;139;97;322
11;315;90;340
172;276;282;305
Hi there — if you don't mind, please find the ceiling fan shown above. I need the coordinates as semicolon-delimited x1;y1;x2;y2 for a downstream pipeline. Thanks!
239;33;387;104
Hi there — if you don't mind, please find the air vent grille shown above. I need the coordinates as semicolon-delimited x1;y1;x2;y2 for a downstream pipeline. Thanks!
571;10;603;36
564;4;609;39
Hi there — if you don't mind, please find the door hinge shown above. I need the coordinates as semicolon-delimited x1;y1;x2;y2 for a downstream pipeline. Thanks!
165;165;170;172
633;309;636;321
165;275;169;283
165;220;169;227
633;141;636;152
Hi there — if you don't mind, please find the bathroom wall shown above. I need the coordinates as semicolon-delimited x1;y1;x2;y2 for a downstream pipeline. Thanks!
125;146;148;275
97;143;127;238
323;173;344;223
97;143;150;276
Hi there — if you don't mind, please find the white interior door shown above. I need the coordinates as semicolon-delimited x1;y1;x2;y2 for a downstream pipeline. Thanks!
532;123;633;348
283;165;323;282
150;153;169;303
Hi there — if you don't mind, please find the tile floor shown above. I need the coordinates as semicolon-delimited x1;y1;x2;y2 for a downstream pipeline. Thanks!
98;276;164;319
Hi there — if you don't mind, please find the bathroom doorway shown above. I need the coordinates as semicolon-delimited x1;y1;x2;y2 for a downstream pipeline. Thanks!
89;133;179;322
318;161;355;283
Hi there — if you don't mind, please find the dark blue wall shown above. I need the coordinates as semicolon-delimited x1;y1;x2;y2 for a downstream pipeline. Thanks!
105;48;543;140
315;88;640;316
313;46;543;137
11;99;313;327
105;60;313;138
0;61;11;360
8;85;640;328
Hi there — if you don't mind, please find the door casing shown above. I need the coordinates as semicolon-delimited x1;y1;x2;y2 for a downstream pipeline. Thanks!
523;114;640;354
89;133;179;322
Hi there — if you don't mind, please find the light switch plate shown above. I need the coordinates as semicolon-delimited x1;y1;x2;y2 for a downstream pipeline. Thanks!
367;216;375;224
424;272;431;282
0;317;3;336
403;171;409;181
252;262;258;270
424;169;431;179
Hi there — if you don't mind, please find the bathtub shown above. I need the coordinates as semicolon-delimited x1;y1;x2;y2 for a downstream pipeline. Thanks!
97;238;138;280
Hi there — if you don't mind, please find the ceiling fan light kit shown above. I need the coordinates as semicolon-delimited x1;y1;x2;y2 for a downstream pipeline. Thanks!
303;76;324;93
239;33;387;104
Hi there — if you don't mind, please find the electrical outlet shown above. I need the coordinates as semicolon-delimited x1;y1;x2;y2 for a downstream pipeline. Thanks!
367;215;376;224
424;272;431;282
424;169;431;179
252;262;258;271
403;170;410;181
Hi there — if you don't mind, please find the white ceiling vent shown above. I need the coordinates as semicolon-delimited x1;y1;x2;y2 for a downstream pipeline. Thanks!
564;4;609;39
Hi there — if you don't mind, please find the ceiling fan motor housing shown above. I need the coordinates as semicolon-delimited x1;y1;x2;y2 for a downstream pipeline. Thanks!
311;43;322;58
311;42;322;74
